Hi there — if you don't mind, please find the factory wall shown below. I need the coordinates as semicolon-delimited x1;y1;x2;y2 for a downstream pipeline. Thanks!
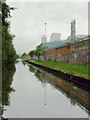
41;39;89;65
69;39;89;65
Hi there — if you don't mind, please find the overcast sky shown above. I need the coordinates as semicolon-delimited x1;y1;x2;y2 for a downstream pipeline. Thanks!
7;1;88;54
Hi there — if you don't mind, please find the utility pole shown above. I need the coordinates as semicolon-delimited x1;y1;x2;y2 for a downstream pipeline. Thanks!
45;23;47;42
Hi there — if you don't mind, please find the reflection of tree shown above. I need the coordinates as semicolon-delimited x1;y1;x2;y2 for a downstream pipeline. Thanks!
34;70;43;82
22;61;26;66
28;65;47;87
15;60;19;64
2;63;16;108
34;69;48;86
29;65;35;73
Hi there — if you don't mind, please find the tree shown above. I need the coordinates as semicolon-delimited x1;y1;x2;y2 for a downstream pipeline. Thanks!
29;50;36;58
15;54;20;59
2;1;15;25
35;46;47;60
28;46;47;60
21;53;27;58
2;0;16;66
2;1;16;115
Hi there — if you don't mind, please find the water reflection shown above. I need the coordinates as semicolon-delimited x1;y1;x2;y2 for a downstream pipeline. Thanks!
2;63;16;116
27;63;89;113
2;61;89;118
22;60;26;66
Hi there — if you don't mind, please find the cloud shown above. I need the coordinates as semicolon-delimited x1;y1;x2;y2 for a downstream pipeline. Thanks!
7;2;88;54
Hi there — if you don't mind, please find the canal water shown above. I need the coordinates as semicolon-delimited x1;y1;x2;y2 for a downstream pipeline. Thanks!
3;61;89;118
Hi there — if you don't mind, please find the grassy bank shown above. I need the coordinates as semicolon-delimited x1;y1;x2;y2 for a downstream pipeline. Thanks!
26;59;89;79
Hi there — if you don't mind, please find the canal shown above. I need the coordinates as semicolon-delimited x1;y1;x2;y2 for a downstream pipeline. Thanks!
3;61;89;118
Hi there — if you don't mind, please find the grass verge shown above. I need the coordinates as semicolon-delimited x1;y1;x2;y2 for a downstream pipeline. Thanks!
25;59;89;79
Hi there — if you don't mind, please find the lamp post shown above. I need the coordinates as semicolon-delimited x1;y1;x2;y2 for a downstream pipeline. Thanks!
45;23;47;42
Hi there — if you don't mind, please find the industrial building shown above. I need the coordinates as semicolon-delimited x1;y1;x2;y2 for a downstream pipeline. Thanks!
39;20;90;65
30;20;89;65
42;36;89;65
50;33;61;42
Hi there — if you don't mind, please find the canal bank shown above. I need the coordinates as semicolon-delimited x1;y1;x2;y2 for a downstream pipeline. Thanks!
25;60;90;91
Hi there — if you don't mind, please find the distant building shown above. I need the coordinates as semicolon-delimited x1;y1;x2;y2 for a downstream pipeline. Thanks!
50;33;61;42
66;35;87;42
41;35;47;43
66;20;87;42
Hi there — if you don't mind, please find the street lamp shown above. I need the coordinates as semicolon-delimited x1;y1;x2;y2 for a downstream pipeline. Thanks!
45;23;47;42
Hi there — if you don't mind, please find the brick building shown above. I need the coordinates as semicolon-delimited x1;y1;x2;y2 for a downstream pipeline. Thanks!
43;43;70;63
41;36;90;65
43;48;55;61
54;44;70;63
69;37;90;65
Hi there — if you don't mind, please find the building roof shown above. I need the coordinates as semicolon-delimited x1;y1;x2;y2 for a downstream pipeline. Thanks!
40;41;65;49
66;35;89;42
43;41;67;51
70;35;90;44
42;35;90;52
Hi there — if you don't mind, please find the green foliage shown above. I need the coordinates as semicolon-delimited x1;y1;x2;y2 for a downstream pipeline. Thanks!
35;46;47;56
21;52;27;58
2;1;16;66
29;50;36;57
2;1;15;25
28;46;47;60
29;65;36;73
15;54;20;59
2;1;17;114
28;64;46;83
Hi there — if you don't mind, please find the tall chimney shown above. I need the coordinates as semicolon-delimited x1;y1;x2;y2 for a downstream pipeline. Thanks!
71;20;76;41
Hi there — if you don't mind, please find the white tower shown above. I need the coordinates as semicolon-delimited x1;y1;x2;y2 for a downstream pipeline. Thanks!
41;35;47;43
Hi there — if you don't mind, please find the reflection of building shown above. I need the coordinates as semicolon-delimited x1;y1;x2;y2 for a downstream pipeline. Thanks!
50;33;61;42
41;35;47;43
